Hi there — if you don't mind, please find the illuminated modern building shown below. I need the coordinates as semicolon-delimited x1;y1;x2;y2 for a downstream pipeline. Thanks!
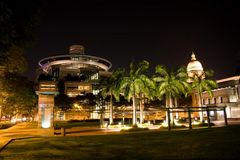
38;45;112;97
36;45;112;128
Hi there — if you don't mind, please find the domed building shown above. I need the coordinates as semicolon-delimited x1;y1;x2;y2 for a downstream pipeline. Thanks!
186;52;205;121
187;52;204;82
187;52;240;120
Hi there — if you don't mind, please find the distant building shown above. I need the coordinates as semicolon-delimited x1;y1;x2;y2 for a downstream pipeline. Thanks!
200;76;240;119
187;53;240;119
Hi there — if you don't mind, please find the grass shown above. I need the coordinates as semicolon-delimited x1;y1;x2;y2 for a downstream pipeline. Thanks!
54;120;100;129
1;125;240;159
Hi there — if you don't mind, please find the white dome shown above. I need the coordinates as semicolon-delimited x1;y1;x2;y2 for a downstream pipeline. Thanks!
187;53;203;72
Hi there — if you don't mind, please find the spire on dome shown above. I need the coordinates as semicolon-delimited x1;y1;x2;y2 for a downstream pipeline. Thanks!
191;51;196;61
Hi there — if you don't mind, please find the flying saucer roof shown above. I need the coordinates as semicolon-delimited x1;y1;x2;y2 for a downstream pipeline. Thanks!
38;45;112;73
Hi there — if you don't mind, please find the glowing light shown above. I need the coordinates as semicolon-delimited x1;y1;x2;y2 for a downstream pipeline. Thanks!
42;121;51;128
173;119;183;126
104;122;108;128
11;117;17;123
137;122;154;128
160;119;185;127
210;111;215;116
10;117;22;123
161;120;168;127
73;103;82;110
192;121;200;125
120;126;132;131
41;105;52;128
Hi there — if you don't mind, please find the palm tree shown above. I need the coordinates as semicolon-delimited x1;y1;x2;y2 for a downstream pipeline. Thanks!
190;70;218;122
153;65;186;124
100;68;125;125
174;66;192;118
120;60;154;125
138;76;155;124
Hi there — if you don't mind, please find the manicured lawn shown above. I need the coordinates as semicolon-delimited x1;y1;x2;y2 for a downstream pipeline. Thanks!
1;126;240;160
54;120;100;129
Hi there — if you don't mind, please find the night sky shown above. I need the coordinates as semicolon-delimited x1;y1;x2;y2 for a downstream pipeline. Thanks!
25;0;240;80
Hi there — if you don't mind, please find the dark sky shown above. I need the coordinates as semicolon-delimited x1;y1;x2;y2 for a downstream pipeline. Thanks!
25;0;240;80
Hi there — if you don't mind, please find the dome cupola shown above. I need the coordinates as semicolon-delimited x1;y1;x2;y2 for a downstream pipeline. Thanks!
187;52;203;72
187;52;204;82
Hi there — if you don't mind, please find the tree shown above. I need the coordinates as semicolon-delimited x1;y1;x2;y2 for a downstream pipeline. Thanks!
0;1;43;121
55;94;73;112
0;0;43;52
190;70;218;122
120;60;154;125
0;0;43;72
100;68;125;125
174;66;192;118
0;45;27;73
153;65;187;124
138;75;155;124
0;73;37;120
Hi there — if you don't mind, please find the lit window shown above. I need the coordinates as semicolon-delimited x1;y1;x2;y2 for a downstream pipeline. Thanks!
78;86;83;90
84;86;90;90
229;95;237;102
40;84;55;87
93;89;100;95
210;111;215;116
91;73;99;80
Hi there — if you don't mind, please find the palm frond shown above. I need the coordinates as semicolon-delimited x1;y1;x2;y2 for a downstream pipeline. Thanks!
155;65;168;77
204;69;214;78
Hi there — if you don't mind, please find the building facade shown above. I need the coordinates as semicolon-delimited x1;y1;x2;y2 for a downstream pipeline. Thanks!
198;76;240;119
38;45;112;97
36;45;112;127
187;53;240;119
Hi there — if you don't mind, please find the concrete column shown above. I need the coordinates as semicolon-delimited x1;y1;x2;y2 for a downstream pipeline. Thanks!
36;81;58;129
38;95;55;128
188;108;192;130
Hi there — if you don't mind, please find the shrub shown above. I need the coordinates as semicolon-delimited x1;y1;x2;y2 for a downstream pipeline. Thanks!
0;122;15;129
68;119;82;122
161;124;187;129
120;125;149;132
193;122;215;127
